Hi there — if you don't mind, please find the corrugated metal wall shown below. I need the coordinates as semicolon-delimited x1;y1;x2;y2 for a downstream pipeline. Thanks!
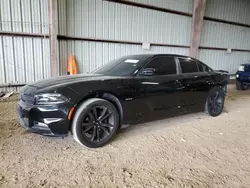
59;0;191;44
59;40;189;74
205;0;250;25
58;0;192;74
130;0;193;13
0;0;50;88
199;0;250;74
0;36;50;85
198;50;250;74
200;21;250;49
0;0;49;33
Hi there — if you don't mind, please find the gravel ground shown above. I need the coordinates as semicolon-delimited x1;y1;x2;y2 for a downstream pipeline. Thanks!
0;85;250;188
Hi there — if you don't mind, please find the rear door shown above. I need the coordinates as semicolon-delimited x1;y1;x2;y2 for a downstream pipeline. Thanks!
177;57;212;111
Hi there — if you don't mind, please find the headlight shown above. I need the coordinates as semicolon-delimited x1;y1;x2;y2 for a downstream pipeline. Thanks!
34;93;68;105
236;74;239;78
238;65;244;72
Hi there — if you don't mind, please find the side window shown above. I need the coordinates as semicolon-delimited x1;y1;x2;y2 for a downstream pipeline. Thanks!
201;63;212;72
197;62;205;72
196;60;213;72
144;56;176;75
179;58;198;73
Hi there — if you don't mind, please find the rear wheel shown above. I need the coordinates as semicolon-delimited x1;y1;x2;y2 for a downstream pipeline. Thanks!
72;98;119;148
205;87;225;117
236;80;248;90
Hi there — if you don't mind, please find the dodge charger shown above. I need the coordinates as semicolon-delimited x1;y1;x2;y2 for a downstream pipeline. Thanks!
17;54;230;148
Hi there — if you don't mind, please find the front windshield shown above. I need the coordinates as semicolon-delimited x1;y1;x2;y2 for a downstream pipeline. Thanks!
93;55;149;76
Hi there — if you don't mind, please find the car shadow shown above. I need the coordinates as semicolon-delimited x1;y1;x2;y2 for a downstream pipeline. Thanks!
113;110;212;142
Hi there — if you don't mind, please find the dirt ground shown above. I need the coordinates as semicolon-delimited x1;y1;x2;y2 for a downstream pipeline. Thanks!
0;85;250;188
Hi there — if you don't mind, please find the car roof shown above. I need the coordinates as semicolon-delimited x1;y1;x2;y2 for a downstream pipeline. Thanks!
126;53;194;59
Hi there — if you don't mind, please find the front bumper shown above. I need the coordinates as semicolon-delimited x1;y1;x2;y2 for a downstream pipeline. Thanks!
236;72;250;84
17;100;70;137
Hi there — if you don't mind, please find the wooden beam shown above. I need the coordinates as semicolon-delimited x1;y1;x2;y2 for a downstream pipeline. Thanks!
48;0;59;77
189;0;207;58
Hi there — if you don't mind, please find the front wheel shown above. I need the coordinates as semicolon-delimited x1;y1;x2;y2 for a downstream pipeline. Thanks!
236;80;248;90
205;87;225;117
72;98;120;148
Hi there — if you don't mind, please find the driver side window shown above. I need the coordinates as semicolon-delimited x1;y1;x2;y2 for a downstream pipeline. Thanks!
144;56;177;75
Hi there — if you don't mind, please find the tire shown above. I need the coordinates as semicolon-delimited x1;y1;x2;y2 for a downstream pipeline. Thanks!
236;80;248;90
205;87;225;117
72;98;119;148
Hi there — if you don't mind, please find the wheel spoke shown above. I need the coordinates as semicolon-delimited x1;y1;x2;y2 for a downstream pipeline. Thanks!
88;112;95;121
209;97;214;104
97;127;100;142
215;102;222;107
208;102;214;110
92;108;98;120
216;101;222;105
212;106;217;114
99;112;112;122
208;100;213;105
215;103;222;111
100;126;111;135
82;122;94;127
100;123;114;128
90;126;97;142
83;125;94;133
214;92;219;100
98;107;108;121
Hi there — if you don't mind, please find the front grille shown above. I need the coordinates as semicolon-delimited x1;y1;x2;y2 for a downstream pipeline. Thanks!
20;93;35;104
242;76;250;80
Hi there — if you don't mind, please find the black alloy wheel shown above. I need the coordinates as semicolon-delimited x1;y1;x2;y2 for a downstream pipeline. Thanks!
81;106;115;143
72;98;119;148
206;87;225;117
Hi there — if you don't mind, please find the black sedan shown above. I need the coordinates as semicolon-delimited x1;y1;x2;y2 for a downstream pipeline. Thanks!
17;54;229;148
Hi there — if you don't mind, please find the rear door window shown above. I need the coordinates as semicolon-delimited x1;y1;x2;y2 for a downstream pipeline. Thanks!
179;58;199;73
197;62;205;72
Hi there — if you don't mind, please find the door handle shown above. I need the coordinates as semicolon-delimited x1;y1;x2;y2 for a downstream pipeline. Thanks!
175;80;182;84
194;75;199;78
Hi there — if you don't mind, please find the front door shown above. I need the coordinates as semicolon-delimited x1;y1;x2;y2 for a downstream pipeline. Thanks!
136;56;185;120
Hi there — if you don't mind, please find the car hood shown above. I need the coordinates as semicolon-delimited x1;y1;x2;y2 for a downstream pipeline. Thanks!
28;74;119;89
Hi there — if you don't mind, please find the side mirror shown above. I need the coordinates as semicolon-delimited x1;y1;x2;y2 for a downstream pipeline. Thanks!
140;68;155;76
